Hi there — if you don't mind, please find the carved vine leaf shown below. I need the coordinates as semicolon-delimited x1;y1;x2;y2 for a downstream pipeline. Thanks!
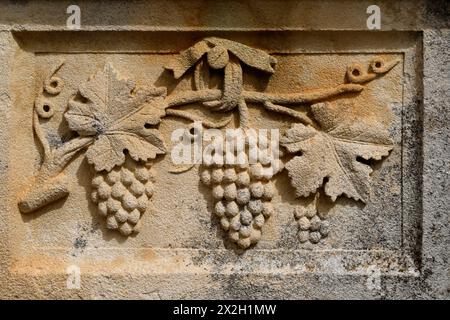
65;63;167;172
280;102;393;203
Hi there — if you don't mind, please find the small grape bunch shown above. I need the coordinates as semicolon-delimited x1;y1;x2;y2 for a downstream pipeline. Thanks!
200;151;283;249
294;204;329;244
90;157;155;236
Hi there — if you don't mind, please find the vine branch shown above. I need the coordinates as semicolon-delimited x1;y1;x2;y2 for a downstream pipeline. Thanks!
165;109;232;128
242;84;364;105
263;101;314;127
164;84;364;129
165;89;222;108
33;109;51;159
19;136;93;213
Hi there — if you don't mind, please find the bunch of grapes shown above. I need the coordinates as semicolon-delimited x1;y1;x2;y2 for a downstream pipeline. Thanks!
294;205;329;244
200;152;283;249
90;157;155;236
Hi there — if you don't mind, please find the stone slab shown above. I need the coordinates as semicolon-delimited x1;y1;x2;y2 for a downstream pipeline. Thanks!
0;0;448;299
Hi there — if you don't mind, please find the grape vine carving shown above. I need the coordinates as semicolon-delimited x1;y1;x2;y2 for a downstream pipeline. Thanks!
200;146;283;249
18;37;398;247
280;102;393;203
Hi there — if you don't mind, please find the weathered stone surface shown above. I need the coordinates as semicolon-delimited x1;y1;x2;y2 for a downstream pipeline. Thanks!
0;0;448;299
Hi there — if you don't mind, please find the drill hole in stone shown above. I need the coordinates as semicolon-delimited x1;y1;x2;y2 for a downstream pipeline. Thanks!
352;69;360;77
36;99;55;118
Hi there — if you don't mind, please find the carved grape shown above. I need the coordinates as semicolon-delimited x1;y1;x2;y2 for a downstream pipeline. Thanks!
294;204;329;244
91;157;154;236
200;148;282;249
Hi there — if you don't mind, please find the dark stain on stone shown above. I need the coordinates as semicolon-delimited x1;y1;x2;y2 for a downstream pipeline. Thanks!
74;236;87;249
46;131;64;148
426;0;450;28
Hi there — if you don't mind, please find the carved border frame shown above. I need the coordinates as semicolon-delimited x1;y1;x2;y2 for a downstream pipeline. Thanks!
0;24;447;299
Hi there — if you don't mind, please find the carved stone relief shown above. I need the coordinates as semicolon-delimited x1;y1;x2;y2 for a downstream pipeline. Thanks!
1;0;448;301
17;38;398;249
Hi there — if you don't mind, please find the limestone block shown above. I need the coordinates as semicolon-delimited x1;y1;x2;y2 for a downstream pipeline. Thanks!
0;0;448;299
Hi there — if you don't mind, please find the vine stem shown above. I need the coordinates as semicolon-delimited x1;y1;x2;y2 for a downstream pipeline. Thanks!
165;89;222;108
242;84;364;105
164;84;364;127
238;98;249;130
41;136;94;176
166;84;363;110
263;101;314;127
165;109;232;128
18;136;93;213
33;109;51;158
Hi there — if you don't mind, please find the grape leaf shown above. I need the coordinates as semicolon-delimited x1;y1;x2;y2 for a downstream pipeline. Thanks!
280;102;393;203
65;63;167;172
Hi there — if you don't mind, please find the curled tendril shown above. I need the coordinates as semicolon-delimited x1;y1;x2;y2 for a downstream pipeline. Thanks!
33;60;66;159
44;60;65;95
44;76;64;95
346;57;399;84
346;63;377;83
370;57;399;74
35;97;55;119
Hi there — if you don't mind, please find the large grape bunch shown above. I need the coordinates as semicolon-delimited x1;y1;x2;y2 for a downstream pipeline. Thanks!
90;157;155;236
200;152;283;249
